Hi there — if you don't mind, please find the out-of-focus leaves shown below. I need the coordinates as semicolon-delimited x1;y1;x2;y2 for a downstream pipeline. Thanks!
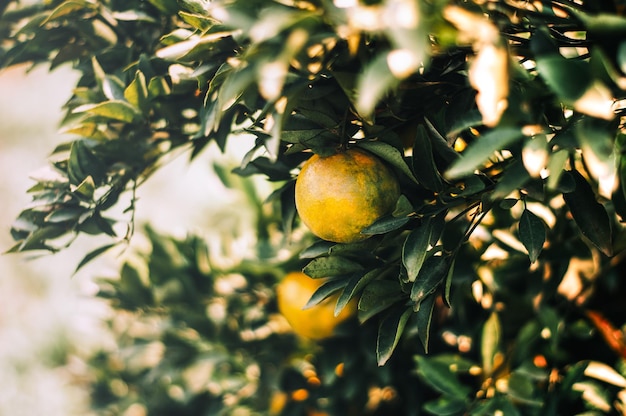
415;355;471;399
481;312;501;376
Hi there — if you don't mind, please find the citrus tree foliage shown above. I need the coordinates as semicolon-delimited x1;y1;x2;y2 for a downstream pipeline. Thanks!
4;0;626;414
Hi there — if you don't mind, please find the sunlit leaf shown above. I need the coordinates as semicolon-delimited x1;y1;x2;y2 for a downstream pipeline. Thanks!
73;100;142;123
445;127;523;179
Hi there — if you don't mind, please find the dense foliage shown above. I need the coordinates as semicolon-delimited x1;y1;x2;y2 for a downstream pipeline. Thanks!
4;0;626;414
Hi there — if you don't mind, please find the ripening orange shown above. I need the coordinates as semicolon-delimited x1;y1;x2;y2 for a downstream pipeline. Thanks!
276;272;357;340
295;148;401;244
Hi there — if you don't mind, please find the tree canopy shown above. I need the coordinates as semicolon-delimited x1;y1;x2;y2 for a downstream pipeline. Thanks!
3;0;626;414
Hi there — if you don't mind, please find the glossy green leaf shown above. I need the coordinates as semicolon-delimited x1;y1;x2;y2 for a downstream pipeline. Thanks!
403;218;435;282
518;208;546;263
358;140;419;184
302;256;364;278
361;215;410;235
410;255;448;305
445;127;523;179
563;170;613;256
335;269;380;317
377;306;412;366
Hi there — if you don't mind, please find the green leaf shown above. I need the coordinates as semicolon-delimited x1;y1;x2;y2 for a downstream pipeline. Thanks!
445;127;523;179
546;149;570;191
302;256;364;278
361;215;410;235
491;159;530;200
41;0;91;25
18;225;69;251
416;293;437;352
563;170;613;256
403;218;435;282
124;70;150;114
410;255;448;305
423;397;467;416
358;280;403;323
44;206;85;223
299;240;334;259
75;243;120;274
531;28;591;102
303;278;347;309
412;124;444;191
355;52;399;117
358;140;419;184
415;355;471;399
377;306;412;366
74;176;96;199
518;208;546;263
67;140;106;186
576;117;616;180
481;312;501;376
508;371;542;406
335;269;380;317
73;100;141;123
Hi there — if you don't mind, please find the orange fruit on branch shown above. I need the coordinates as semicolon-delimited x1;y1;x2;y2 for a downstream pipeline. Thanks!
276;272;357;340
295;147;401;244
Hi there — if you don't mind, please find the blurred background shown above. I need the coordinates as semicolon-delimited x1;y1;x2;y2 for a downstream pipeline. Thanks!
0;63;260;415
